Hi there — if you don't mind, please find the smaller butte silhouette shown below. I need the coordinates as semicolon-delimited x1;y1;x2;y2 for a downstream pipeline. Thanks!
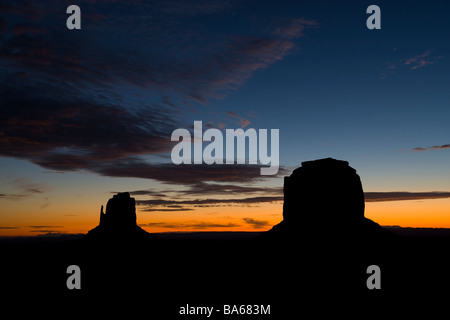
86;192;155;241
262;158;392;241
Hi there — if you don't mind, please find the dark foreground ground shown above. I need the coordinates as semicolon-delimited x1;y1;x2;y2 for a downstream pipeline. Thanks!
2;229;450;317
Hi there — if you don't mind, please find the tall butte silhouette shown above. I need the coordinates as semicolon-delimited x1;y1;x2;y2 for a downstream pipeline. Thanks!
85;192;156;241
262;157;392;241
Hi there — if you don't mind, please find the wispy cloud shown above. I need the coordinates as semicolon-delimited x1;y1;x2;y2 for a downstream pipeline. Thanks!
242;217;270;229
131;183;281;198
137;196;283;212
28;225;63;229
365;192;450;202
137;196;283;206
401;50;441;70
225;111;240;118
94;161;286;184
382;49;443;78
131;181;282;212
139;221;239;229
225;111;251;128
412;144;450;152
180;182;282;196
271;18;318;39
0;85;177;170
141;207;194;212
135;191;450;212
0;177;51;200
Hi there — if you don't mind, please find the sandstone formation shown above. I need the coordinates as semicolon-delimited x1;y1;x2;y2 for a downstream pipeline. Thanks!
86;192;155;241
262;158;392;241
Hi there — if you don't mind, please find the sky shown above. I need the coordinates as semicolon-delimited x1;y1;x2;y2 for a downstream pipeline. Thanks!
1;0;450;236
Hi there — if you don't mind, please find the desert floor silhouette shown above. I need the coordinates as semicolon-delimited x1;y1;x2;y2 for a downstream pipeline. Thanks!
2;158;450;316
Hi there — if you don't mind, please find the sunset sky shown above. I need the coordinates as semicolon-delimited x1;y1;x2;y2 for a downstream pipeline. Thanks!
1;0;450;236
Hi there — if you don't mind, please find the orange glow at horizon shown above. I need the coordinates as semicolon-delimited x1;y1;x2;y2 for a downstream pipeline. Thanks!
137;203;284;233
365;198;450;228
2;198;450;237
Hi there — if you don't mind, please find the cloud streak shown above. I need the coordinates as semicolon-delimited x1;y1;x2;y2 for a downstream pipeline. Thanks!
95;161;286;184
242;218;270;229
0;83;178;170
130;183;282;202
139;222;239;229
412;144;450;152
382;49;443;78
0;177;51;200
401;50;441;70
365;192;450;202
132;181;283;212
137;196;283;211
27;225;63;229
136;191;450;212
225;111;251;128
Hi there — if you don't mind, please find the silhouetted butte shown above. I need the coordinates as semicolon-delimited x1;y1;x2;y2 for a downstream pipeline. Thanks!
262;158;392;241
85;192;155;241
